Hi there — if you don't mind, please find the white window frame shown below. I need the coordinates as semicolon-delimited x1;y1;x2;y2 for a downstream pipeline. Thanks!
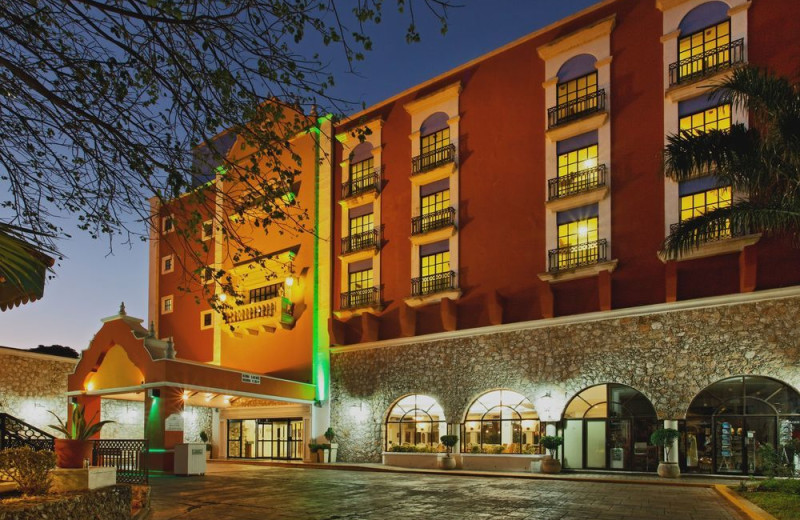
162;215;175;234
161;295;174;314
161;254;174;274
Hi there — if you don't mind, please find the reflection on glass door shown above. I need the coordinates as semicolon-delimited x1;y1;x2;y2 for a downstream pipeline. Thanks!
716;417;743;473
228;419;242;458
609;419;630;470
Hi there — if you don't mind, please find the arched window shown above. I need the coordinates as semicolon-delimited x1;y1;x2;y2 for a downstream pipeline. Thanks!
347;142;376;195
554;54;600;125
461;390;539;454
562;384;658;471
385;394;445;452
674;2;737;85
685;376;800;475
415;112;453;173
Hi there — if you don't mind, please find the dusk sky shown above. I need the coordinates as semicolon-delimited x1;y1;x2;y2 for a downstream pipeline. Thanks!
0;0;598;350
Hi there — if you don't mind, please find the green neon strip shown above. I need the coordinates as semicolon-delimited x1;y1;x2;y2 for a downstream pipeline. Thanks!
311;115;331;403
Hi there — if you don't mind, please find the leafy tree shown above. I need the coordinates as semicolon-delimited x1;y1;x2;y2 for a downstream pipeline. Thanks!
29;344;80;358
662;67;800;259
0;0;451;297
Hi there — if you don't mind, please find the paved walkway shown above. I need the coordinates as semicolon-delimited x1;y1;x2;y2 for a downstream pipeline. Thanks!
150;463;746;520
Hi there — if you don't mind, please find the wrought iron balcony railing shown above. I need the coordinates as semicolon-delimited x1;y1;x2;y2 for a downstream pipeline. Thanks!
548;89;606;129
548;238;608;273
341;229;379;256
548;164;607;200
669;221;737;244
340;287;380;310
669;39;744;87
341;171;380;200
224;296;294;325
411;271;457;297
412;144;456;175
411;207;456;235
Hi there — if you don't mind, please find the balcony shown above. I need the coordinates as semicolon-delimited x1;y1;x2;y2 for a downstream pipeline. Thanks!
411;271;457;297
223;296;295;334
661;221;761;262
340;229;380;261
340;171;380;207
411;144;456;181
340;287;381;311
548;238;608;274
410;207;457;245
669;39;744;88
546;165;610;212
548;90;606;129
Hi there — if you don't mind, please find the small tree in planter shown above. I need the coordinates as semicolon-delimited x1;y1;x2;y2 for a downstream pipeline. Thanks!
650;428;681;478
0;447;56;495
540;435;563;474
438;435;458;470
48;405;114;468
199;431;212;459
323;427;338;463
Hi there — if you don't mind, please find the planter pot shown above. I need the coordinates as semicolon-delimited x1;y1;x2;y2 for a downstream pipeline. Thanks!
540;456;562;474
315;450;325;463
437;455;457;470
329;444;338;463
657;461;680;478
54;439;93;469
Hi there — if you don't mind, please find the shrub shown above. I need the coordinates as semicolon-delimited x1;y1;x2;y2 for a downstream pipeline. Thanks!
0;447;56;495
440;435;458;454
650;428;680;462
757;444;794;478
324;427;335;443
541;436;563;458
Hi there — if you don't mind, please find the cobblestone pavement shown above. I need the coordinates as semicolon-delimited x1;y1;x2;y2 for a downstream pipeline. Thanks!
150;463;744;520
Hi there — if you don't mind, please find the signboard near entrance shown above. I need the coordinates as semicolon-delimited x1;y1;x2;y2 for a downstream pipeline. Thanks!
242;373;261;384
165;413;184;432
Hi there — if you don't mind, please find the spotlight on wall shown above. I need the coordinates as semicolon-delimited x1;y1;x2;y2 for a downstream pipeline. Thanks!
148;389;161;399
349;402;369;422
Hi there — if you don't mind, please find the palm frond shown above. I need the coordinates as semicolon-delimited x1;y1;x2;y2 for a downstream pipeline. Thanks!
714;67;799;127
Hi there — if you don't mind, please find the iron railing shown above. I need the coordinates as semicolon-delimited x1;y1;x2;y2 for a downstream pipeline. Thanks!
411;271;457;297
548;238;608;273
669;39;744;87
669;221;737;243
548;164;607;200
340;287;380;310
341;229;379;256
412;144;456;174
93;439;149;484
341;171;380;200
0;413;55;452
224;296;294;325
548;89;606;128
411;207;456;235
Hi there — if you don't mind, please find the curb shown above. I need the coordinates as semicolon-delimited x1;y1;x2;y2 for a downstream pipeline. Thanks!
713;485;778;520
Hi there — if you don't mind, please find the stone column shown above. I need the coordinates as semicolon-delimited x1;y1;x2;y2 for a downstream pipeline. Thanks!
144;386;184;472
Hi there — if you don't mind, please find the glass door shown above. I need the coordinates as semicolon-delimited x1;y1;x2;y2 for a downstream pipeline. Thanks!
227;419;242;458
746;416;777;474
289;420;304;460
608;419;631;470
715;417;744;473
586;419;606;468
273;421;288;459
256;420;273;459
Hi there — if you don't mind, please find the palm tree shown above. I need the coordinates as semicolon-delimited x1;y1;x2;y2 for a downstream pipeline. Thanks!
662;66;800;260
0;223;55;311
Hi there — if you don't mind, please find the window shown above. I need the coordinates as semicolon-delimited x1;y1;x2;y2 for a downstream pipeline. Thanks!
680;185;732;240
161;255;174;274
462;390;539;455
678;20;731;79
200;310;213;330
162;215;174;234
349;212;374;236
249;283;283;303
349;157;375;192
421;128;450;156
161;295;173;314
348;268;373;293
418;251;450;295
556;216;599;270
557;72;598;108
421;189;450;217
202;220;213;241
200;266;214;285
679;104;731;135
556;144;599;196
385;395;445;451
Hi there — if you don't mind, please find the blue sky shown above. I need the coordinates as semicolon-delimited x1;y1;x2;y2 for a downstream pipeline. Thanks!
0;0;598;350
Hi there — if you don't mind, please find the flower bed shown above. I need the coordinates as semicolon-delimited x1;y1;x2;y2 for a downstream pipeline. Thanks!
0;485;132;520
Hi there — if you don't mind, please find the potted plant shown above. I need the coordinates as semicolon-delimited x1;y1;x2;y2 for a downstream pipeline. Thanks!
650;428;680;478
438;435;458;470
48;405;113;469
324;427;338;463
308;443;324;462
199;431;212;460
540;435;563;474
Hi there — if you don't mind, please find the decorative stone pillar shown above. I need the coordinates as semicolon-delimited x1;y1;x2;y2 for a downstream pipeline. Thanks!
664;419;679;464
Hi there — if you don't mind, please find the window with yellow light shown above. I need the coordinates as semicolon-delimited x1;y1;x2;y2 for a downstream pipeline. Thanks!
679;186;732;240
678;20;731;78
679;104;731;136
557;217;599;269
557;144;598;196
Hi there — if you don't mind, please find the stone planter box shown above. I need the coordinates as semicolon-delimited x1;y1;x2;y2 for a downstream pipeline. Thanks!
0;485;131;520
50;467;116;493
461;453;547;472
383;452;461;469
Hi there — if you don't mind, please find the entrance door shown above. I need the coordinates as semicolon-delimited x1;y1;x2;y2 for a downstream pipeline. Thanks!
227;419;242;458
273;421;288;459
715;417;744;473
608;419;631;470
746;416;777;474
585;419;606;468
289;420;304;460
256;420;273;459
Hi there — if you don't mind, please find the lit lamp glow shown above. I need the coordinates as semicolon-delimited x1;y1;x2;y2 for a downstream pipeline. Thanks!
577;225;588;238
218;293;227;302
285;276;294;287
86;379;95;392
581;158;597;170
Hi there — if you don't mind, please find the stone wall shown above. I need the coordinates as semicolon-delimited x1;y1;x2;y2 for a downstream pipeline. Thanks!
330;292;800;462
0;485;131;520
100;400;213;443
0;348;76;435
182;406;214;443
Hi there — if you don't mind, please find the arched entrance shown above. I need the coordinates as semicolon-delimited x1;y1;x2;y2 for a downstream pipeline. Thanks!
561;383;658;471
684;375;800;475
461;390;540;454
384;394;446;451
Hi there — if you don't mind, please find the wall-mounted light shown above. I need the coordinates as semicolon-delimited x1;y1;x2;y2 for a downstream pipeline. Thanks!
285;276;294;288
349;402;369;422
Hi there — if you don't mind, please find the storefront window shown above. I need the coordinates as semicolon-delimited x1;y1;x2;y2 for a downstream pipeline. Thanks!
227;418;303;460
685;376;800;475
385;395;445;452
461;390;539;454
561;384;658;471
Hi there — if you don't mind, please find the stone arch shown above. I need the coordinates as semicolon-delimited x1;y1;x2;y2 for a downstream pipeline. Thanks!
679;2;730;35
556;53;597;83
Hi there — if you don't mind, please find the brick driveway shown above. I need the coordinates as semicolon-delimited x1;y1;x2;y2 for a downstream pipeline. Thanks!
149;463;744;520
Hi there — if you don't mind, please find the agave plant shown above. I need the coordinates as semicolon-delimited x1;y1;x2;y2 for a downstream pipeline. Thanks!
48;405;114;441
0;222;55;311
662;66;800;259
